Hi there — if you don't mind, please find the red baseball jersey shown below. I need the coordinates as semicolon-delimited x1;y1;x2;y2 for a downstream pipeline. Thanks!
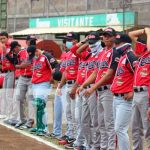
0;73;4;88
17;50;33;77
1;43;15;71
15;69;20;79
70;45;89;85
64;50;79;81
32;54;52;84
84;54;98;83
134;39;150;86
95;48;119;85
111;51;137;93
60;52;67;73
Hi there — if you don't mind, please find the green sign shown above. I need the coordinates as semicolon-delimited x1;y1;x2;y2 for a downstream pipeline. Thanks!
29;11;135;28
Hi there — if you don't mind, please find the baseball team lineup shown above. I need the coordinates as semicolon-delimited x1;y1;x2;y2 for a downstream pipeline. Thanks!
0;27;150;150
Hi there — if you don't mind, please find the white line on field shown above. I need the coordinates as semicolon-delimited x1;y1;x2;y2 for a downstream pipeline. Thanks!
0;121;65;150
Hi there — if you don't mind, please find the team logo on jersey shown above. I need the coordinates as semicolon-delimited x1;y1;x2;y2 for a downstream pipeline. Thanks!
69;69;75;74
40;57;45;62
66;59;76;66
117;77;124;86
33;63;42;70
36;71;42;77
60;62;66;68
96;61;109;69
87;61;95;70
79;62;87;70
140;57;150;66
50;58;55;63
116;67;124;76
140;68;149;77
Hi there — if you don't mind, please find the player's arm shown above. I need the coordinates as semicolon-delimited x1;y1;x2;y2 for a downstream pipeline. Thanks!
76;43;89;56
58;72;66;89
128;29;145;43
83;49;120;96
15;61;30;69
69;81;79;99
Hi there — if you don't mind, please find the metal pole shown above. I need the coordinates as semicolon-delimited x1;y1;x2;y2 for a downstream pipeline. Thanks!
122;0;125;33
47;0;49;18
86;0;88;15
14;0;17;32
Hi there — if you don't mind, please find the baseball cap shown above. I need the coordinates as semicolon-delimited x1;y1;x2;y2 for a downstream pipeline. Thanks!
26;35;37;41
103;27;116;36
65;32;79;41
114;33;132;44
10;41;21;50
88;31;100;44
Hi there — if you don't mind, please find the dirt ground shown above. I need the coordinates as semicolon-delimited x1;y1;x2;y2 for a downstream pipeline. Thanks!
0;125;55;150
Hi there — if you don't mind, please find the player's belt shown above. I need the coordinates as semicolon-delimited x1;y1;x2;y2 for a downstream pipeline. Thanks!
2;70;13;73
22;75;32;78
134;86;148;93
84;84;94;89
97;85;111;91
66;80;75;84
114;93;124;97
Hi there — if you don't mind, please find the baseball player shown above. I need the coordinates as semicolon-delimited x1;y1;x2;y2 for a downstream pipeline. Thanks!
77;31;103;150
110;33;138;150
129;28;150;149
14;45;36;128
0;31;15;120
30;48;56;135
82;28;117;150
3;41;21;126
57;32;79;145
64;37;90;149
51;40;68;138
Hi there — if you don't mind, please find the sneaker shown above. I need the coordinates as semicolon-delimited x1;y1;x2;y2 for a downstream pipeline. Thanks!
74;145;86;150
50;133;61;139
67;138;76;144
15;121;26;128
58;135;69;141
4;119;18;126
58;135;69;145
59;137;75;145
20;119;34;129
36;129;49;136
65;143;76;149
30;128;38;133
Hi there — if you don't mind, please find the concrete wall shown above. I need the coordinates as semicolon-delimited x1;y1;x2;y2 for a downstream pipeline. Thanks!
7;0;150;33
